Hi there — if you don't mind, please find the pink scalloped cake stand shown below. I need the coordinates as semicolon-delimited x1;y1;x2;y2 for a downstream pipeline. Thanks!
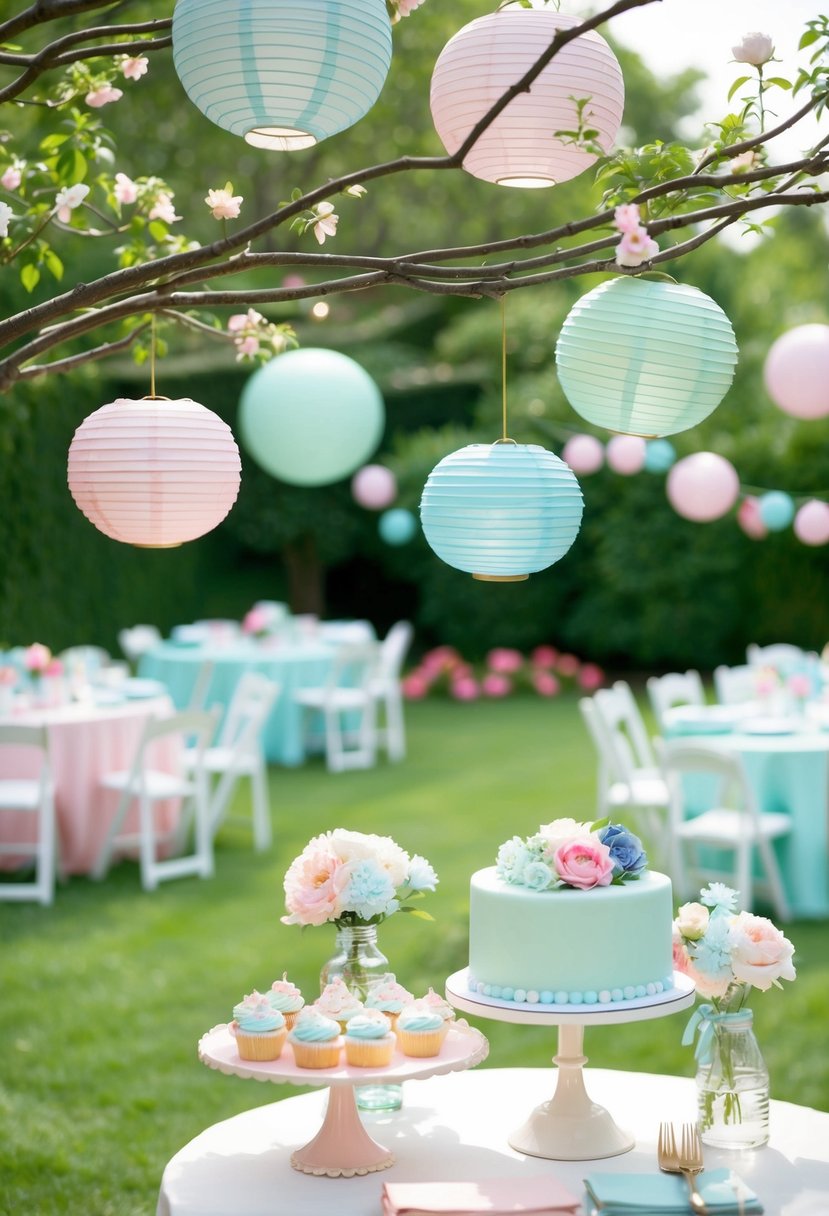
198;1019;489;1178
446;968;695;1162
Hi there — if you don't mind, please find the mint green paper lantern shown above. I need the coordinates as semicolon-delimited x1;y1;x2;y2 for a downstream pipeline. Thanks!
239;348;384;486
172;0;392;150
556;277;738;438
420;443;584;581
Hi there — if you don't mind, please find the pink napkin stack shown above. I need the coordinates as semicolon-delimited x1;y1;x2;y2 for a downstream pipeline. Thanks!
381;1177;581;1216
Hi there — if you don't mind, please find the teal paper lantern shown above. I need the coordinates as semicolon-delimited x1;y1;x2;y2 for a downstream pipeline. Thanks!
172;0;393;150
644;439;676;473
556;278;738;438
420;443;584;582
759;491;795;532
239;348;384;486
379;508;416;546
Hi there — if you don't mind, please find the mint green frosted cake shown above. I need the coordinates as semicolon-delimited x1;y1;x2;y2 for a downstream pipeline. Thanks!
467;819;674;1006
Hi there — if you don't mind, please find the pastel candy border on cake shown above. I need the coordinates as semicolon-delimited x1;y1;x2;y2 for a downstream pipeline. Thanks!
467;974;676;1006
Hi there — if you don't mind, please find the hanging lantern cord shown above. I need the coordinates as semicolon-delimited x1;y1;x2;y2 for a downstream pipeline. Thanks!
494;294;516;447
144;313;169;403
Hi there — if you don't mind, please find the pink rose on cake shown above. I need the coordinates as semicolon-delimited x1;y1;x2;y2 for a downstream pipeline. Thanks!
496;818;647;892
534;817;597;860
553;839;615;890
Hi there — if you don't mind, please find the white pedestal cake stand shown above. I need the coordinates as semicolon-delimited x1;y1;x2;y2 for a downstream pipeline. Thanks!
445;968;695;1162
198;1020;488;1178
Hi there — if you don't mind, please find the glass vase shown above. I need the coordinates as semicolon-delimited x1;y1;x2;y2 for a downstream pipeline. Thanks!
695;1006;770;1150
321;923;403;1113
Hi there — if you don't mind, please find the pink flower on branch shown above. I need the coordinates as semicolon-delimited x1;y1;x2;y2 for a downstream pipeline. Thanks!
615;226;659;268
732;32;774;66
1;165;22;191
113;172;138;205
120;55;149;80
86;84;123;108
312;201;338;245
613;203;642;233
54;183;89;223
205;185;243;221
148;190;180;224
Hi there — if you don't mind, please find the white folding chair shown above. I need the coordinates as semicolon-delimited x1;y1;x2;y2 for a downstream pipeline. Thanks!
0;725;57;905
370;620;413;762
186;672;280;852
746;643;815;670
656;738;792;920
118;624;162;665
646;670;705;731
293;642;379;772
187;660;215;712
713;664;757;705
92;707;220;891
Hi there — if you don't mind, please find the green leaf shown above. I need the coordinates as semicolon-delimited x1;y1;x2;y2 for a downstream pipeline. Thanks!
39;132;70;151
589;817;611;832
148;220;168;242
727;75;751;101
398;906;435;921
43;249;64;281
56;147;87;182
765;76;792;90
799;28;820;49
20;263;40;292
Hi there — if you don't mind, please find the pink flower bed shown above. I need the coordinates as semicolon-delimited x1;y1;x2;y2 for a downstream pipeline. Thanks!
402;645;606;702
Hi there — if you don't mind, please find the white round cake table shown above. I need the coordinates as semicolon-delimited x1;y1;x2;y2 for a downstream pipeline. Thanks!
445;969;696;1162
198;1021;488;1178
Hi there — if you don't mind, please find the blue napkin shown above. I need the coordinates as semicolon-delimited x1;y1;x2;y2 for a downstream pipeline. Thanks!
584;1169;762;1214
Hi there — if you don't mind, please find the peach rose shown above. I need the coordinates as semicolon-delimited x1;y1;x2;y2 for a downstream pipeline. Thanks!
282;841;342;926
729;911;796;991
676;902;710;941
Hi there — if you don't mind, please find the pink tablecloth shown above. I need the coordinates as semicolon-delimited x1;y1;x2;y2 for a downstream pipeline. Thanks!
0;696;179;875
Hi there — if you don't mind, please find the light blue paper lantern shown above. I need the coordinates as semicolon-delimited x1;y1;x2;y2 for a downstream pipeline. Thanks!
172;0;393;150
644;439;676;473
420;443;584;581
239;348;384;486
556;277;738;438
379;508;417;546
759;490;795;532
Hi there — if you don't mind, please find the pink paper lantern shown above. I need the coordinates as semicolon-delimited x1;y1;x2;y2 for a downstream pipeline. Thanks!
737;496;768;540
562;434;604;475
606;435;646;475
666;452;739;523
794;499;829;546
351;463;397;510
68;397;241;547
430;8;624;188
764;324;829;419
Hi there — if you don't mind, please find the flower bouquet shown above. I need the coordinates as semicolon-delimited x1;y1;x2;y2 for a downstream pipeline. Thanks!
496;817;647;892
674;883;796;1148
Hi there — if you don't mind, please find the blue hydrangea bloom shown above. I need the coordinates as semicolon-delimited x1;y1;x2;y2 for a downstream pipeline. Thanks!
341;859;397;920
496;836;532;884
406;854;439;891
599;823;647;876
690;913;733;979
522;860;555;891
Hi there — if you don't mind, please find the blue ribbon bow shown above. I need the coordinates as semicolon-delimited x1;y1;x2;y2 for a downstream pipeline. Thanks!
682;1004;752;1065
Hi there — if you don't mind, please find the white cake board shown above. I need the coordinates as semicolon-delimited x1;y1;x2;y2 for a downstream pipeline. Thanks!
445;969;695;1161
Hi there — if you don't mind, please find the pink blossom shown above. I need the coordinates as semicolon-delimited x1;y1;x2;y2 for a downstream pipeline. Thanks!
616;226;659;268
486;647;523;674
614;203;641;233
282;841;343;926
732;32;774;66
235;335;260;358
121;55;149;81
531;645;558;669
227;308;264;333
532;671;560;697
729;911;796;990
54;183;89;223
86;84;123;108
1;166;21;191
578;663;605;691
113;172;138;205
24;643;52;673
554;838;615;890
482;672;511;698
451;676;480;701
402;672;430;700
788;673;811;700
148;191;180;224
205;186;243;220
312;201;338;245
242;607;269;635
421;646;457;674
730;150;759;173
556;653;580;678
394;0;425;16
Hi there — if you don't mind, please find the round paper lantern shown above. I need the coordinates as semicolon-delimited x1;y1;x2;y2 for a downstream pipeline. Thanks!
239;348;384;486
556;278;738;437
764;324;829;419
606;434;646;475
430;8;623;188
644;439;676;474
666;452;739;523
794;499;829;546
352;463;397;510
379;508;416;546
420;443;584;581
562;434;604;475
67;397;241;547
758;490;795;532
172;0;392;150
737;496;768;540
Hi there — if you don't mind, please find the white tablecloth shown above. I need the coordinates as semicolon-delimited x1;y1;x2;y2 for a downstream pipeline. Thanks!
156;1067;829;1216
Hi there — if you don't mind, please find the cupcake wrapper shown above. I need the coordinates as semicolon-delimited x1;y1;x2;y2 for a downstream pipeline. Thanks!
398;1029;443;1058
235;1027;287;1061
291;1038;343;1069
344;1036;396;1068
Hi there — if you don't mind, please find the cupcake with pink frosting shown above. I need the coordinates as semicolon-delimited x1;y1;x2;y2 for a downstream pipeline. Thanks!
230;990;287;1061
268;973;305;1029
314;977;364;1031
416;986;455;1039
365;974;415;1031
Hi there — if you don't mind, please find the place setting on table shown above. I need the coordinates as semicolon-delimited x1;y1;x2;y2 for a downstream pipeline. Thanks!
158;822;827;1216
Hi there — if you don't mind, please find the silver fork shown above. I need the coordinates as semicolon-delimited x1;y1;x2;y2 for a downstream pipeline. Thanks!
657;1121;707;1214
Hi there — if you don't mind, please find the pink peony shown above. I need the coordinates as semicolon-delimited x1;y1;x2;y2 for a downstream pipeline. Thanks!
578;663;605;691
531;645;558;669
24;643;52;673
451;676;479;701
86;84;123;108
486;647;523;674
282;841;343;926
532;671;560;697
402;672;430;700
1;165;21;191
113;172;138;205
556;653;581;678
729;911;796;991
553;838;614;890
482;672;511;698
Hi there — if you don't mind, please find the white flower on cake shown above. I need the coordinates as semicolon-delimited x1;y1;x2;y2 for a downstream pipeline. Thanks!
496;817;647;892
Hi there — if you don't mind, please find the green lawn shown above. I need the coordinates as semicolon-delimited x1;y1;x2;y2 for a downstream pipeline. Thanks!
1;694;827;1215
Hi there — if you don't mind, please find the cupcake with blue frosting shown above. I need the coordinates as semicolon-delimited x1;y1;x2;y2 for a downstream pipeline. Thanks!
231;991;287;1061
314;977;364;1031
344;1010;397;1067
268;973;305;1029
396;1003;445;1058
364;974;414;1032
289;1008;342;1069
